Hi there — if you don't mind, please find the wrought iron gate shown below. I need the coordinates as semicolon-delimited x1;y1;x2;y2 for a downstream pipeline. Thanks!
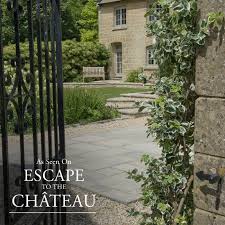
0;0;66;224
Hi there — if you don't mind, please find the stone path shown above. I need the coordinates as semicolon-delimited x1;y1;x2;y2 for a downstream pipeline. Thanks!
0;117;161;204
65;117;160;203
106;92;157;117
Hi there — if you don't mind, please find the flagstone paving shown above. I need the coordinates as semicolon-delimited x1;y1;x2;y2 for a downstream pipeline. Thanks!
65;117;161;203
0;117;161;205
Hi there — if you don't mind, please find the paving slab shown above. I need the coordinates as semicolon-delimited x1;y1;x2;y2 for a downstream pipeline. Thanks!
66;117;161;203
107;97;150;102
120;92;157;99
112;162;143;172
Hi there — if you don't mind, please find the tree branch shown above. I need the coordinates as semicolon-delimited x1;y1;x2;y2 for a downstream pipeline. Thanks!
173;175;194;225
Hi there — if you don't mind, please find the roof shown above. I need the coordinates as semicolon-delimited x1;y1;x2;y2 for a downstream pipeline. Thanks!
98;0;121;4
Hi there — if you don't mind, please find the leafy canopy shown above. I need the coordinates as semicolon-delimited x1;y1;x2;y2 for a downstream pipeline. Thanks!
79;0;98;42
1;0;89;44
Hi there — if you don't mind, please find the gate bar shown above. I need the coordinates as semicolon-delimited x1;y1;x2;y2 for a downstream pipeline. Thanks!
27;0;39;194
36;0;46;174
54;0;67;224
0;1;10;224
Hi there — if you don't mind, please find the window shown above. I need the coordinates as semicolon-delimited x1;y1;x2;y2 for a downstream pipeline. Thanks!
115;7;126;26
149;4;162;21
147;47;156;65
115;45;122;74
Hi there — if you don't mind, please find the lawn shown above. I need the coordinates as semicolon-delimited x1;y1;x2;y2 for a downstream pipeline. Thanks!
83;87;148;100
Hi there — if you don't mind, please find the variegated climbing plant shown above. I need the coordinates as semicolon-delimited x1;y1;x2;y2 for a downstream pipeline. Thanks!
129;0;224;224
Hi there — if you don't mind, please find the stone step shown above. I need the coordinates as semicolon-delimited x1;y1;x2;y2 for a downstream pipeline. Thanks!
112;77;122;80
106;91;156;118
106;101;137;109
120;92;157;99
107;97;152;103
117;108;148;117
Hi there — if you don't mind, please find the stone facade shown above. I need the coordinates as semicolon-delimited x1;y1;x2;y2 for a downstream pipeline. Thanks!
194;0;225;224
98;0;157;80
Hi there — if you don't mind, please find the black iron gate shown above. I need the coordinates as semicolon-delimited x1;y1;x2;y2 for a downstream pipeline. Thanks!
0;0;66;224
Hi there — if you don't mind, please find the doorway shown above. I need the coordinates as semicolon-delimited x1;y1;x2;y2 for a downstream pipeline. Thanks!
114;43;122;78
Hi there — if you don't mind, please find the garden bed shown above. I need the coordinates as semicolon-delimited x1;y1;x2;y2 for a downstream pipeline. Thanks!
64;87;149;125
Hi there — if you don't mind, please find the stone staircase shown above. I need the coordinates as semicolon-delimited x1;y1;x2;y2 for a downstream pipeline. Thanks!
106;92;157;118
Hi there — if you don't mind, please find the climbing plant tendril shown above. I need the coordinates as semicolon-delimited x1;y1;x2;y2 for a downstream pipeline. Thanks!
128;1;224;225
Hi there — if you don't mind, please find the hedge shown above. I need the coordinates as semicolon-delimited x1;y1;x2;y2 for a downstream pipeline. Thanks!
3;40;110;82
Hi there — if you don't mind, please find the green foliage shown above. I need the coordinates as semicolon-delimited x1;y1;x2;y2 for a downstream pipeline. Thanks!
64;88;119;124
144;78;195;167
2;39;109;132
79;0;98;42
3;40;110;82
1;0;87;44
2;1;15;44
129;1;224;225
126;68;143;83
62;40;110;81
3;61;36;133
2;0;28;45
130;78;194;225
3;42;30;61
129;154;193;225
89;87;148;99
61;0;84;40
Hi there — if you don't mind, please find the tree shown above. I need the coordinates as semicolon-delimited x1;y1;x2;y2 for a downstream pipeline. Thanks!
2;0;28;45
1;0;87;44
79;0;98;42
61;0;84;41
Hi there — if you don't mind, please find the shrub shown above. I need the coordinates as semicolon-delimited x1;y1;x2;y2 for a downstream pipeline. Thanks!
2;40;110;133
64;88;119;124
2;52;39;134
3;40;110;82
62;40;109;82
126;68;143;83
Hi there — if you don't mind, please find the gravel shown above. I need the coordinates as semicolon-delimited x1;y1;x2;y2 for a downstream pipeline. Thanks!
67;185;142;225
65;117;148;138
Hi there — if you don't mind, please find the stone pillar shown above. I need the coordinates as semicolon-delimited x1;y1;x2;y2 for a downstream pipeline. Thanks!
194;1;225;224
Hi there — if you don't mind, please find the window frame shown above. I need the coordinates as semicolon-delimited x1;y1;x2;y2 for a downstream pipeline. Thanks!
146;46;156;66
114;6;127;27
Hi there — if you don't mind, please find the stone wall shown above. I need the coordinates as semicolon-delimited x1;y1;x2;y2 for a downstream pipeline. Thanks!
194;0;225;224
98;0;157;80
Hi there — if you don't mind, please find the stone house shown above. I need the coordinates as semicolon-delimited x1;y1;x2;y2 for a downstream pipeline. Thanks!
98;0;158;81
